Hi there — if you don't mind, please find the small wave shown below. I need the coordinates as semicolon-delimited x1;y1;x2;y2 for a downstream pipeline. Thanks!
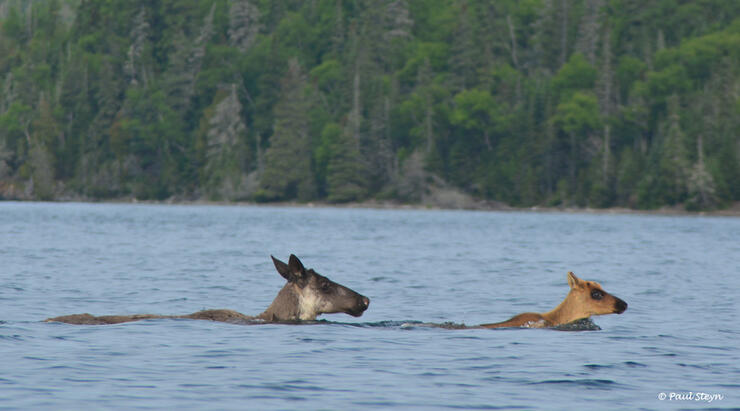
676;362;713;370
583;363;614;370
327;320;422;328
552;318;602;331
23;356;51;361
370;276;399;283
0;334;23;341
530;379;617;389
690;344;735;352
441;404;530;410
194;349;234;359
637;288;664;295
221;318;269;326
246;381;334;393
364;320;421;327
400;321;470;330
204;285;235;291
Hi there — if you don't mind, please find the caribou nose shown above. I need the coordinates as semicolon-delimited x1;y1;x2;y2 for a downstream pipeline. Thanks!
614;298;627;314
362;296;370;308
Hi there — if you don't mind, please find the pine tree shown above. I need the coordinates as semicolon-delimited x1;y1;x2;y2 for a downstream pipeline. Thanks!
532;0;569;72
326;127;367;203
164;3;216;113
228;0;261;53
657;95;690;204
448;1;477;91
257;58;316;201
384;0;413;41
28;95;58;199
0;139;11;181
686;135;717;210
593;25;616;206
574;0;604;65
123;7;151;87
201;84;251;200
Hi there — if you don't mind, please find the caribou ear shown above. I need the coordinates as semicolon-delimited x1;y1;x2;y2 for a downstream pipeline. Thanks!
271;255;292;282
567;271;582;289
287;254;307;282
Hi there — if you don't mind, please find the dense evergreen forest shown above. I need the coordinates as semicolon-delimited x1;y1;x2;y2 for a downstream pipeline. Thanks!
1;0;739;210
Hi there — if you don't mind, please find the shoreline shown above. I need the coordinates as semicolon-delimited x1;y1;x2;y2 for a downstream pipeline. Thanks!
3;197;739;217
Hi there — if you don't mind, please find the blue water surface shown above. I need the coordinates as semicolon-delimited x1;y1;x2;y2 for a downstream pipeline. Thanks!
1;202;738;410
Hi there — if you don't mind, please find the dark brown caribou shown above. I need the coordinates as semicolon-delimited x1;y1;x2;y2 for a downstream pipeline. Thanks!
46;255;370;325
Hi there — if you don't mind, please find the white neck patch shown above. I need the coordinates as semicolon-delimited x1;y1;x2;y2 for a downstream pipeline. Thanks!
297;288;323;320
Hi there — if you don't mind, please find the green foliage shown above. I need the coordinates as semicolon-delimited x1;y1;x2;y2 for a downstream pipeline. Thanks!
398;42;449;86
326;128;367;203
450;88;510;158
616;56;647;102
645;64;691;101
552;92;601;136
1;6;25;42
0;0;738;210
451;89;496;131
552;53;598;99
314;122;341;195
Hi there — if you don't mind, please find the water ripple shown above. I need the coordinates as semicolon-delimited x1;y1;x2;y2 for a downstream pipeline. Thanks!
1;202;738;410
529;379;619;388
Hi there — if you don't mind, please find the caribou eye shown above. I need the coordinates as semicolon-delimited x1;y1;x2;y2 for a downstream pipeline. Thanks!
591;290;604;300
319;281;332;292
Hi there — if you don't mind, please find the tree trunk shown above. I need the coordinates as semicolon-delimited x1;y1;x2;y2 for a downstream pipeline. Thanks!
352;67;361;147
603;124;610;185
560;0;569;67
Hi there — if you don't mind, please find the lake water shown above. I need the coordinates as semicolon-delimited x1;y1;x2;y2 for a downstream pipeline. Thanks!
1;202;738;410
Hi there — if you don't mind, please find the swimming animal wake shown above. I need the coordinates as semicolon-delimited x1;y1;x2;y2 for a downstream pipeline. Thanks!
399;318;602;331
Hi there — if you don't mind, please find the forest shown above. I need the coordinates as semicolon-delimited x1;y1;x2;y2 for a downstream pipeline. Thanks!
0;0;739;210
